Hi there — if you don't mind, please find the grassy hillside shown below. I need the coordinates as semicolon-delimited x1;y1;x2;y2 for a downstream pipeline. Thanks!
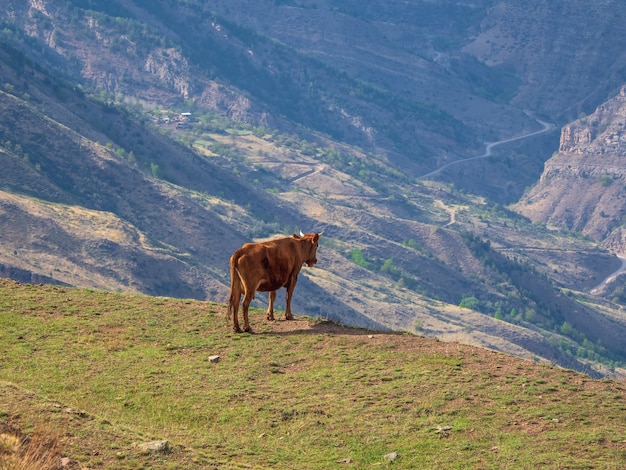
1;279;626;469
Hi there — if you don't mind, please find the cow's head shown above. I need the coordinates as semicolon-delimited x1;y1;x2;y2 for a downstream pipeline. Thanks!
294;232;321;267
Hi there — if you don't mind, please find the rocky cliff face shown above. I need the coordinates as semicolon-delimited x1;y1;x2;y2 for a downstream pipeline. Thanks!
513;85;626;251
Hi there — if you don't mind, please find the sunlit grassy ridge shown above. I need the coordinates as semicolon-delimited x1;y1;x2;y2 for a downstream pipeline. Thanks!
1;279;626;469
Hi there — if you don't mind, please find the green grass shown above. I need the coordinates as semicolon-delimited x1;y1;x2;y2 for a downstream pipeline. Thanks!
1;279;626;469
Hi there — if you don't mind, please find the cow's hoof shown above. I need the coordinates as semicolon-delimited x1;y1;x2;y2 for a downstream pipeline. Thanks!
285;315;294;321
233;326;242;333
243;327;254;334
266;315;275;321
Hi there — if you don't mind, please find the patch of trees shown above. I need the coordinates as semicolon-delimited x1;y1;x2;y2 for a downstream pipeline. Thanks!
609;286;626;306
347;248;428;296
2;139;30;163
460;230;625;369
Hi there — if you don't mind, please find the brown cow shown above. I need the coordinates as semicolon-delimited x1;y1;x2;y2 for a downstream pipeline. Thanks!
228;232;321;333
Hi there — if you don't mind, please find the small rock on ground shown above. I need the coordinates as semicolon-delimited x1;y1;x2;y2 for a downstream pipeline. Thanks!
137;440;170;452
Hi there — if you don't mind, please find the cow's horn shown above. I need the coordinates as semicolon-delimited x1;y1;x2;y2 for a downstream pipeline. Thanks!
299;230;305;237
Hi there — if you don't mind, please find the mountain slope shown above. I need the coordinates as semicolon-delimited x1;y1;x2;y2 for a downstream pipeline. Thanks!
0;43;278;298
463;0;626;120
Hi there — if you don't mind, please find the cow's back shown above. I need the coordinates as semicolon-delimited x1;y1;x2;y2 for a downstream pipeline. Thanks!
233;238;302;293
261;239;301;288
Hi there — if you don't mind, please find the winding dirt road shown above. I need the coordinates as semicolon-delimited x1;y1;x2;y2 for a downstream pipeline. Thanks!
289;164;326;183
590;255;626;294
418;116;555;180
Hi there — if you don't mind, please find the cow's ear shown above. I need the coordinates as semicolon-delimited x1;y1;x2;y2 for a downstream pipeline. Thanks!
292;233;300;239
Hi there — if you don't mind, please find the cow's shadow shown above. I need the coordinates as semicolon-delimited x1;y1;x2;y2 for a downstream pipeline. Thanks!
250;277;393;336
259;318;395;337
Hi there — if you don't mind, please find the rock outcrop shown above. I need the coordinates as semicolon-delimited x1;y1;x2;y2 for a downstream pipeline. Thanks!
513;85;626;251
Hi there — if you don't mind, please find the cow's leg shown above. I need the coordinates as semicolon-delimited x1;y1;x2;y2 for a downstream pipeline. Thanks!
284;276;298;320
241;291;255;333
266;291;276;321
229;288;242;333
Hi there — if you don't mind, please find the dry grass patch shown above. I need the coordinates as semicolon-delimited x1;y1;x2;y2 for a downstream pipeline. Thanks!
0;419;63;470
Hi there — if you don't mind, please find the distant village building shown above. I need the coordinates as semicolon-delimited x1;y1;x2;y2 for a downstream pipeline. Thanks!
175;112;193;128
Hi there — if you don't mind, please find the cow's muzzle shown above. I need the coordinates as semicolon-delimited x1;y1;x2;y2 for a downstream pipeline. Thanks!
306;258;317;267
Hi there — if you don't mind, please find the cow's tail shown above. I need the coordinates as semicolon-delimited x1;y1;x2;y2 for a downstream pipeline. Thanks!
228;251;242;321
